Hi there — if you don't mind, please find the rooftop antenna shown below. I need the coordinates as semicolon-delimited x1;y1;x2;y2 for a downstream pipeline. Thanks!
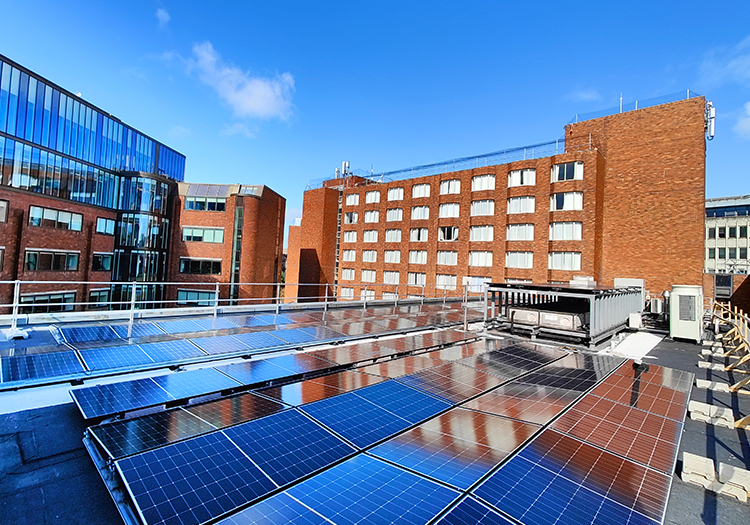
705;101;716;141
619;93;623;113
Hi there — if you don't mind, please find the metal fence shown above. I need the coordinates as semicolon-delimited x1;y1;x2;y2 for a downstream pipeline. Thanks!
568;90;702;124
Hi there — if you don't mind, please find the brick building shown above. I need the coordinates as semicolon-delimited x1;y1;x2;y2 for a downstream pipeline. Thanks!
287;96;708;302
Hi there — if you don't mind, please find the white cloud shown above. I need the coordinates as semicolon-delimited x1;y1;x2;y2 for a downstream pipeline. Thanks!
699;34;750;89
191;41;295;120
220;122;256;139
156;8;170;28
734;102;750;139
564;88;602;102
168;125;191;138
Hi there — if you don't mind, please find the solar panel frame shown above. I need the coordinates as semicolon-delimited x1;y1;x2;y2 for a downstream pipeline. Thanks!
155;318;206;334
261;353;338;376
352;380;452;424
397;361;508;404
257;370;385;407
111;323;165;339
71;378;175;419
359;354;442;378
189;334;251;355
215;493;327;525
192;317;241;331
138;339;207;363
215;360;292;386
151;368;242;399
435;496;516;525
269;328;319;345
231;331;286;350
183;393;287;429
2;351;84;382
60;325;119;344
78;344;154;371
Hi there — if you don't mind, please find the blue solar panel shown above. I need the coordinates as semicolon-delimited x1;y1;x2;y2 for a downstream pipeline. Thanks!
270;328;318;345
156;319;205;334
111;323;165;339
262;353;336;376
354;380;451;424
216;493;327;525
232;331;285;350
436;497;515;525
190;334;250;355
71;379;174;419
253;313;294;325
151;368;241;399
79;344;153;371
2;351;84;382
192;317;239;331
216;360;291;386
286;454;460;524
300;391;412;448
224;409;355;486
138;340;206;362
299;325;345;340
117;430;277;525
60;325;118;344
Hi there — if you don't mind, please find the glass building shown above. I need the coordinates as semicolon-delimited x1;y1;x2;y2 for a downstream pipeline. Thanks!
0;53;186;307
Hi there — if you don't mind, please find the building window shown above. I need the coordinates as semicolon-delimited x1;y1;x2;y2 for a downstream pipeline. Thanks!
364;210;380;223
740;226;748;238
549;252;582;271
719;248;726;259
362;250;377;263
506;251;533;269
411;206;429;220
472;174;496;191
0;200;8;222
183;227;224;243
410;228;428;242
549;222;582;241
386;208;403;222
408;272;427;286
19;292;75;314
361;269;376;282
506;278;532;284
551;161;583;181
341;268;355;280
361;289;375;300
179;259;222;275
25;250;79;271
28;206;83;231
506;223;534;241
0;247;4;272
383;292;399;300
385;229;402;242
177;290;217;307
88;289;111;309
92;253;113;272
729;248;737;259
741;248;748;259
439;226;458;242
471;200;495;216
436;251;457;266
340;287;354;299
440;179;461;195
707;227;716;239
344;212;358;224
718;227;726;239
365;191;381;204
436;274;457;290
363;230;378;243
412;183;430;198
469;251;493;267
470;225;494;242
550;192;583;211
439;203;460;218
729;226;737;238
343;231;357;243
507;196;535;214
185;197;226;212
508;169;536;188
383;271;400;284
96;217;115;235
384;250;401;263
409;250;427;264
342;250;356;262
345;194;359;206
388;187;404;201
708;248;715;259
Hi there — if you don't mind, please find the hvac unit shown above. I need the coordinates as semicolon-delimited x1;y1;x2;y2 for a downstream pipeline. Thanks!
669;285;703;343
649;297;663;314
539;311;586;331
507;308;539;325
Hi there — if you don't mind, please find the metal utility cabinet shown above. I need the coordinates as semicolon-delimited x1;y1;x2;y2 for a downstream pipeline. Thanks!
669;285;703;343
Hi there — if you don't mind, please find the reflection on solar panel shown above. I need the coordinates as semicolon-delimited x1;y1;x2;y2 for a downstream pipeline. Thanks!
232;331;285;350
71;378;174;419
215;360;291;386
156;319;205;334
286;454;460;524
138;340;206;362
60;325;118;344
311;341;395;365
519;353;624;392
252;313;294;326
215;493;326;525
370;407;539;490
611;363;693;393
474;429;671;525
189;334;250;355
398;362;507;404
1;351;84;382
551;393;683;474
371;317;419;331
258;370;386;406
224;409;356;486
262;353;336;376
354;380;452;424
183;393;286;430
299;325;345;341
151;368;241;399
461;343;566;380
359;355;441;378
117;431;277;525
192;317;240;331
436;496;516;525
269;328;319;345
111;323;164;339
79;344;153;371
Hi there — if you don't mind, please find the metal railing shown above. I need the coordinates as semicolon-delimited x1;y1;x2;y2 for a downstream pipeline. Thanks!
569;89;702;124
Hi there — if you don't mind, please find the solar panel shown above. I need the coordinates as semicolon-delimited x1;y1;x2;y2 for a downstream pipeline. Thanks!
71;379;174;419
189;334;250;355
215;360;291;386
111;323;164;339
60;325;118;344
90;408;216;460
283;312;322;324
215;493;326;525
428;329;475;345
155;319;205;334
398;362;506;404
183;393;287;429
298;325;345;341
369;407;539;490
192;317;240;331
252;313;294;326
460;343;565;380
286;454;460;524
2;351;84;382
116;431;277;525
611;362;693;393
311;342;392;365
225;314;271;327
138;339;206;362
258;370;385;406
224;409;356;486
474;429;671;525
436;496;516;525
324;321;389;337
354;380;452;424
151;368;241;399
232;331;285;350
78;344;153;371
262;353;337;376
519;353;624;393
269;328;319;345
371;317;419;331
550;394;683;474
359;355;441;378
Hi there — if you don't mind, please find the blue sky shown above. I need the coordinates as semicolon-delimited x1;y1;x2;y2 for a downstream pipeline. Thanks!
2;1;750;233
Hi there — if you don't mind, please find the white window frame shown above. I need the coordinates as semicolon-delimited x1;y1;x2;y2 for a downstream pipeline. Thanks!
440;179;461;195
439;203;460;218
384;250;401;263
409;250;427;264
435;274;457;290
344;212;358;224
361;269;377;282
345;194;359;206
471;200;495;216
506;223;534;241
364;210;379;223
410;228;428;242
549;222;582;241
408;272;426;286
363;230;378;243
506;251;533;269
507;196;535;214
472;174;496;191
365;191;381;204
436;251;458;266
385;229;402;242
411;206;429;220
438;226;458;242
412;183;430;198
340;287;354;299
469;251;493;267
508;169;536;187
548;252;582;271
386;208;403;222
342;250;356;262
470;225;494;242
343;231;357;243
550;192;583;211
551;161;584;182
362;250;377;263
383;271;400;285
387;187;404;201
341;268;355;280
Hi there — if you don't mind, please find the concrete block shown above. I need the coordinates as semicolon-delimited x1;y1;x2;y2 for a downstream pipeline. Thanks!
719;463;750;491
718;482;748;503
682;452;716;481
695;379;731;392
698;361;726;370
681;471;715;489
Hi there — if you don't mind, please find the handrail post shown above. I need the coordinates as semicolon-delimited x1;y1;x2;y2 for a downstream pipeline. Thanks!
324;284;329;312
395;285;399;307
421;284;425;305
212;282;219;330
363;285;367;310
275;283;280;315
443;287;447;307
483;285;488;323
10;280;21;331
127;281;137;339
